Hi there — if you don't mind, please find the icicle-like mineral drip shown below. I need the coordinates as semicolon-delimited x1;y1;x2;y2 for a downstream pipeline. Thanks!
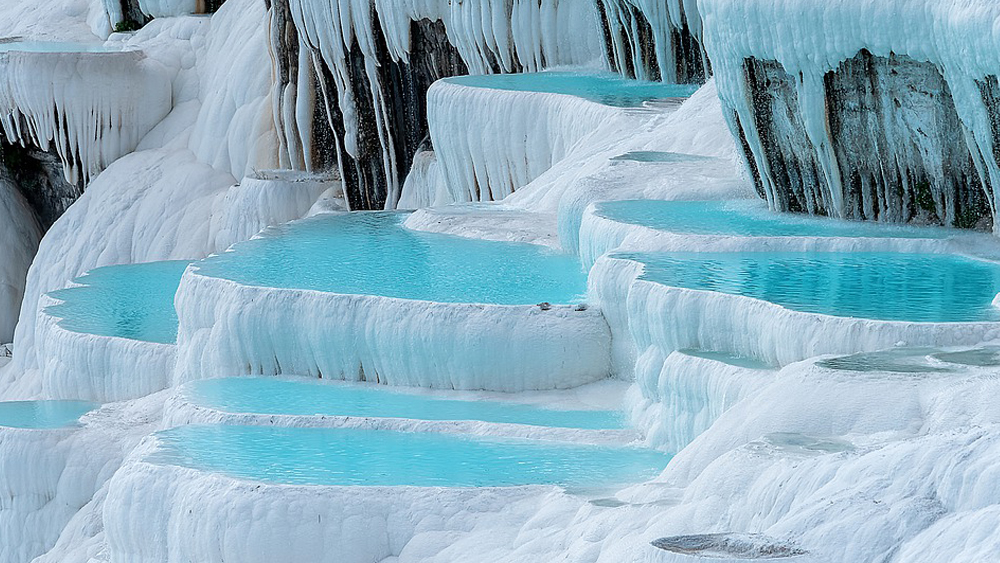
0;49;172;186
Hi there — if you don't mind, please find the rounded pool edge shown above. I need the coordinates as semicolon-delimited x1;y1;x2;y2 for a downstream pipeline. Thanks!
105;454;553;563
174;270;612;392
577;200;963;268
0;399;98;430
37;294;177;403
591;254;1000;367
163;378;636;446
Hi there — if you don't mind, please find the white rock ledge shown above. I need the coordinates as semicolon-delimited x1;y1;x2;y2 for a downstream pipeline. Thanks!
174;269;612;392
36;294;176;403
161;392;638;446
592;255;1000;369
105;452;548;563
578;201;969;269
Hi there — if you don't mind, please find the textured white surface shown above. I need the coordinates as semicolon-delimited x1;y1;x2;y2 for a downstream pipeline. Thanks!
173;268;612;392
105;446;548;563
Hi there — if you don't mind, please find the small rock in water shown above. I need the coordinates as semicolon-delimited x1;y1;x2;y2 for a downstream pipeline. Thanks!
651;533;807;559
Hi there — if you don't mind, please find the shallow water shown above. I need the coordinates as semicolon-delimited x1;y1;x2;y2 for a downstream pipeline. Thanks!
595;200;957;239
45;261;190;344
444;71;699;107
188;378;624;430
817;348;957;374
194;212;588;305
609;151;713;163
621;251;1000;322
148;425;671;488
0;400;97;429
933;346;1000;367
678;349;773;370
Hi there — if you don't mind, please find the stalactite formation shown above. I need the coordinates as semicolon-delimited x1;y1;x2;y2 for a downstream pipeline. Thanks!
597;0;708;84
702;0;1000;231
735;53;992;229
271;0;602;210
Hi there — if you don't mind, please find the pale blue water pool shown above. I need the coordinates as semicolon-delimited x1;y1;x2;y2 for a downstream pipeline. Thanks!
595;200;957;239
148;425;670;487
187;378;624;430
0;41;122;53
620;252;1000;322
444;71;699;107
0;400;97;429
194;212;588;305
679;349;772;370
45;261;191;344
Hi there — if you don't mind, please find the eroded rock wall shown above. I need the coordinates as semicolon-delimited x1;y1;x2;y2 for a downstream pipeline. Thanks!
270;0;602;210
597;0;708;84
0;142;82;231
736;53;992;229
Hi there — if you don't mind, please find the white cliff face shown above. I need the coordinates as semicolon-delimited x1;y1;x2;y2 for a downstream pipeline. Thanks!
401;78;626;207
3;0;318;389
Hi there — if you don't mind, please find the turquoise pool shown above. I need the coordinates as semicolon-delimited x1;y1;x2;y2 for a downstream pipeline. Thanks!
187;378;624;430
0;400;97;429
444;71;699;107
45;261;191;344
678;349;772;370
595;200;956;239
148;425;670;488
620;252;1000;322
193;212;588;305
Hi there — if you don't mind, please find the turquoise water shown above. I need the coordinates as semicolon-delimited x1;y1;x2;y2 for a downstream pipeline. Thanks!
45;261;191;344
444;71;699;107
148;425;671;488
679;349;772;370
194;212;588;305
0;41;121;53
595;200;956;239
187;378;624;430
621;252;1000;322
0;400;97;429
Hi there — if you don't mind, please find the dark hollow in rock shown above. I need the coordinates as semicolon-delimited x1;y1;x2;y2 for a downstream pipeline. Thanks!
651;533;808;559
0;140;83;231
